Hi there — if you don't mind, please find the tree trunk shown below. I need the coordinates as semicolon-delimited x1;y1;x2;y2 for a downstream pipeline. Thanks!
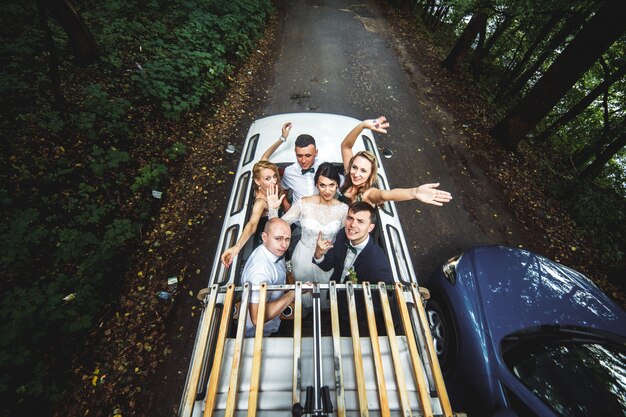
504;9;589;99
496;12;563;100
534;64;626;143
470;13;513;80
441;5;491;73
424;4;435;27
574;116;626;167
45;0;98;66
469;15;487;78
575;131;614;168
36;0;65;109
579;130;626;181
490;0;626;150
422;0;435;20
433;5;450;27
497;19;532;84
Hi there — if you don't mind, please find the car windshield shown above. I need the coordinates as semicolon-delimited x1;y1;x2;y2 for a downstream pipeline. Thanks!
506;338;626;417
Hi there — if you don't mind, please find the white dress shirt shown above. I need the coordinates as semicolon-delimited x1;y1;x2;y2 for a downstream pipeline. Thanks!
241;245;286;337
340;235;370;282
281;159;323;204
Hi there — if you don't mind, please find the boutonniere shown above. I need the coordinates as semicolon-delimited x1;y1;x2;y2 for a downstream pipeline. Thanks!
347;267;358;283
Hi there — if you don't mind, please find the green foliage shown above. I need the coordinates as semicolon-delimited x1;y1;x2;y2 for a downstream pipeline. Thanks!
71;84;131;142
89;145;130;176
0;208;47;269
562;181;626;263
165;142;188;160
131;0;271;118
131;163;168;193
0;0;274;413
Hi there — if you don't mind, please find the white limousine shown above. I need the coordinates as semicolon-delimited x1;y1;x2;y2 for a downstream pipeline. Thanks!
179;113;458;417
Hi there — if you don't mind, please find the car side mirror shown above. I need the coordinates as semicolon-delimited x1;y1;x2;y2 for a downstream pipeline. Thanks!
225;143;239;154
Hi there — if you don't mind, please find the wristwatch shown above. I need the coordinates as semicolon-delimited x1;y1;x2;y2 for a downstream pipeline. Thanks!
279;136;287;142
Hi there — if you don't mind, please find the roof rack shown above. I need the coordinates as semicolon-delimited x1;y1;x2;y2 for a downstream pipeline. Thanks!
180;281;453;417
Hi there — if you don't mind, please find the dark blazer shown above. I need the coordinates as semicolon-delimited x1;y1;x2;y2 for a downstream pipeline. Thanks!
314;227;394;335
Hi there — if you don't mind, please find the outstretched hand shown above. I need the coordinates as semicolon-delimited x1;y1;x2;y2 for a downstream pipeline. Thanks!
221;246;239;267
363;116;389;134
266;184;285;210
413;183;452;206
314;231;333;259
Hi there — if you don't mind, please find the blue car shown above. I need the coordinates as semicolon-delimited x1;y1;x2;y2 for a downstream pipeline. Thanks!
424;245;626;417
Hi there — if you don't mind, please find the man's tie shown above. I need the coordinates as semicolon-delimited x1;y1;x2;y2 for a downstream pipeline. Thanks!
345;242;357;254
275;255;285;263
301;167;315;174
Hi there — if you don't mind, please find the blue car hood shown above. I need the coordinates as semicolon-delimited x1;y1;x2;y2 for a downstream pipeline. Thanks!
462;246;626;342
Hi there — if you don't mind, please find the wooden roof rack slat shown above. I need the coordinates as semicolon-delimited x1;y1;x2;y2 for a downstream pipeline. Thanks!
247;283;268;417
180;284;220;416
346;281;369;416
378;283;413;417
394;283;434;417
410;283;453;417
224;283;251;417
363;282;390;415
329;281;346;417
203;283;236;417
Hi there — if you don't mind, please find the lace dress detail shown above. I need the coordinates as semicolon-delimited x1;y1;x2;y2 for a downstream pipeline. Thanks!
282;199;348;308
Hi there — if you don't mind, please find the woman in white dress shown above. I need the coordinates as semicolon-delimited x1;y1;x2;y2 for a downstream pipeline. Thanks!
268;163;347;308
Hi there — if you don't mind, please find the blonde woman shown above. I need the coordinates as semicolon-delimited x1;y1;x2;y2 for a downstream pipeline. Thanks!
221;123;292;268
339;116;453;206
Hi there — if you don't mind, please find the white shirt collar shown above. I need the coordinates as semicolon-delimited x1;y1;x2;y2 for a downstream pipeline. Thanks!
349;235;370;252
260;244;282;263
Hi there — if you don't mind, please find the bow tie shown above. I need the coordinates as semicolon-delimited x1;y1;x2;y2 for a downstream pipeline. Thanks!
275;255;285;263
345;242;357;254
301;167;315;174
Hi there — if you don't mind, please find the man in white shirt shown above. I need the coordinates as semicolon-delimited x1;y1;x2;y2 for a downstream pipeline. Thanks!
242;218;295;337
281;134;322;210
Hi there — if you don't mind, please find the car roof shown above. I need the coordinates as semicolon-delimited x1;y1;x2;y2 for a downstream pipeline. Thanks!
461;245;626;340
244;113;369;165
211;113;418;288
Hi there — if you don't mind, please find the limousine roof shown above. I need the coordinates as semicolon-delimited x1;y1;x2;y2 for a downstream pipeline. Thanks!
236;113;373;167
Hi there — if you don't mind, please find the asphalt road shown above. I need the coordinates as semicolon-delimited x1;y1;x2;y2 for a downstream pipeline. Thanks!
260;0;514;280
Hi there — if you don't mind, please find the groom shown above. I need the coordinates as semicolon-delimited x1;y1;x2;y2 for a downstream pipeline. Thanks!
313;202;393;335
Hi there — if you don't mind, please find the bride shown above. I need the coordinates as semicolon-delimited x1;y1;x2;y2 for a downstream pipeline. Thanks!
268;162;347;308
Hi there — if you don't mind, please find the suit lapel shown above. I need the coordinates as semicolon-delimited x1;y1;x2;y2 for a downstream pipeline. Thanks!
331;229;349;282
353;236;375;269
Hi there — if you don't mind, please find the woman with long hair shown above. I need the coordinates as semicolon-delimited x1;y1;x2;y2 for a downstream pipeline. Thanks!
221;123;292;267
339;116;452;206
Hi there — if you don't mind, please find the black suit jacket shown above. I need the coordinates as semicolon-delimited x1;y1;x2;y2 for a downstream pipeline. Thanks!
314;228;393;334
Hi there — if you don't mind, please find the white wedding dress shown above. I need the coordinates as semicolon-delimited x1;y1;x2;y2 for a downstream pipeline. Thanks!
281;199;348;308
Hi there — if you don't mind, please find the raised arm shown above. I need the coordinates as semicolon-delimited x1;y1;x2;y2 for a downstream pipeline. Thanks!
341;116;389;171
363;183;452;206
260;122;292;161
220;199;267;267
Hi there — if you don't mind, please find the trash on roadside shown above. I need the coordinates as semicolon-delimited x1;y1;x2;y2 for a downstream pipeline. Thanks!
157;291;171;301
167;276;178;293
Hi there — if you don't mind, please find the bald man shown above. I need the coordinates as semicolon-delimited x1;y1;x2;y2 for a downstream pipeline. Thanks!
242;218;295;337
